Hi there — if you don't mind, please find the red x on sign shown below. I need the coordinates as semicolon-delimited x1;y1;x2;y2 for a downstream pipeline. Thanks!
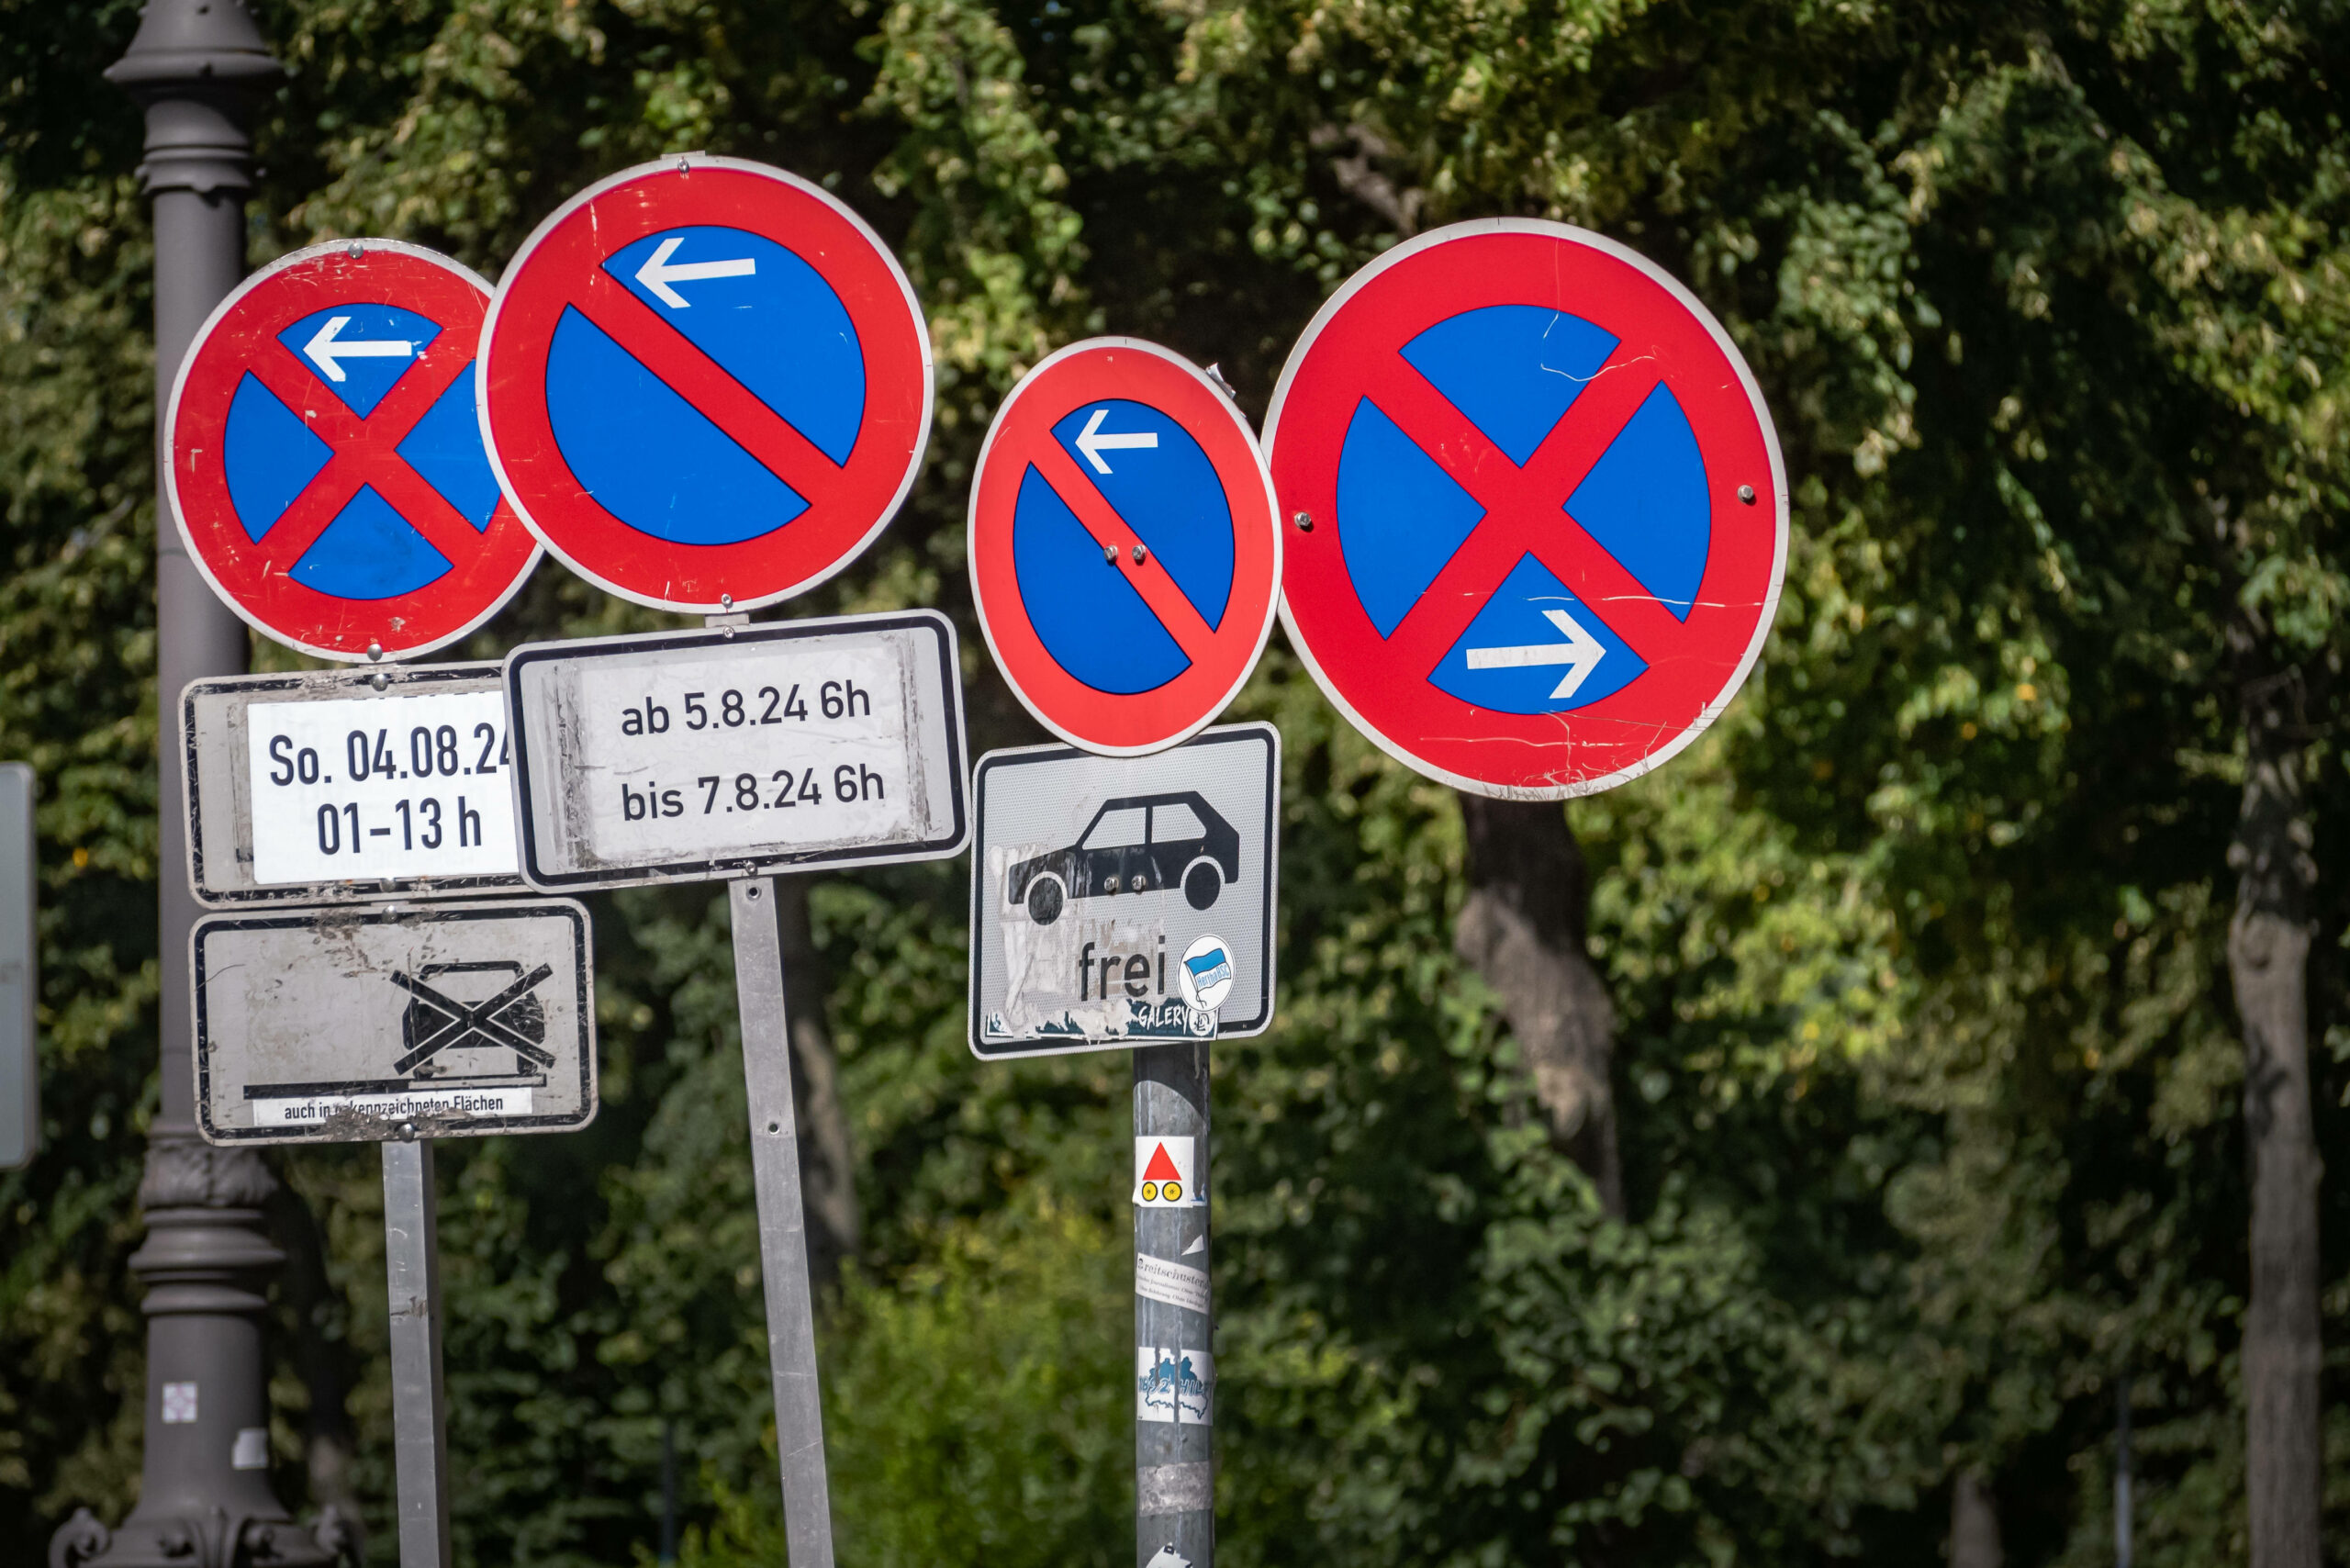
168;241;541;661
1267;219;1788;798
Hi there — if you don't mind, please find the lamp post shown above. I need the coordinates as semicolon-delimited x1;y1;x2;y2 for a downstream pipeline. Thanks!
48;4;343;1564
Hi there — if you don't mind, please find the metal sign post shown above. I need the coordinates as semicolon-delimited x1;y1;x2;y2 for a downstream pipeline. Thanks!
0;763;34;1170
1135;1043;1213;1568
729;875;835;1568
503;609;972;1565
384;1139;451;1567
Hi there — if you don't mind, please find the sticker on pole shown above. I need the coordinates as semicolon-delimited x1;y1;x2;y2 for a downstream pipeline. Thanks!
479;154;934;612
968;723;1277;1058
165;240;542;661
969;339;1281;756
1265;219;1788;799
192;900;596;1146
1135;1135;1200;1207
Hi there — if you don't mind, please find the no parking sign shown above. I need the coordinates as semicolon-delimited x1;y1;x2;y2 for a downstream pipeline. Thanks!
478;154;934;612
968;339;1281;756
1266;219;1788;799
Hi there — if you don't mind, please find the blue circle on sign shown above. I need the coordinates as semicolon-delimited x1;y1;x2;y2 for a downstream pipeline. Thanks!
1009;398;1234;694
1334;302;1712;715
543;225;866;547
219;300;507;601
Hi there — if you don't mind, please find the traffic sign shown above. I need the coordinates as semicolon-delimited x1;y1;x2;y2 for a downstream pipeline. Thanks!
165;239;543;662
504;611;970;890
478;154;934;612
968;339;1281;756
1265;218;1788;799
182;664;523;908
192;899;596;1145
968;722;1278;1058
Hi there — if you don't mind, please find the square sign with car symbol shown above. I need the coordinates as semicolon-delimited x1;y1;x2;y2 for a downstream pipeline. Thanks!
968;723;1278;1058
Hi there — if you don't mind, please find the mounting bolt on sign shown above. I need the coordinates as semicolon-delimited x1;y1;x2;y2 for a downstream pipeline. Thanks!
477;152;934;613
969;338;1282;756
1265;218;1789;799
165;240;543;661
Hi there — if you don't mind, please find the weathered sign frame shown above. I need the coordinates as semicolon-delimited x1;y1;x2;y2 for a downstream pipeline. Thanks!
184;662;527;908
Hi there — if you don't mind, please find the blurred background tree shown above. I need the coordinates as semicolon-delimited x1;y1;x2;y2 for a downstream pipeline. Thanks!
5;0;2350;1564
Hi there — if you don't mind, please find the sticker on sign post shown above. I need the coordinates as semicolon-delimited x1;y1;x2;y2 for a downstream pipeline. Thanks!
968;339;1281;756
478;153;934;612
165;239;542;661
1265;218;1788;800
968;723;1277;1058
503;611;970;890
184;665;524;908
192;900;596;1145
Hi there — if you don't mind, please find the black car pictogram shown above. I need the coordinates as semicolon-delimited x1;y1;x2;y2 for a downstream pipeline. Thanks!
1007;792;1239;925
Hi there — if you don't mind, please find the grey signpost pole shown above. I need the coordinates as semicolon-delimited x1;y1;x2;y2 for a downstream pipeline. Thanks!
730;871;838;1568
50;6;341;1566
384;1139;453;1567
1135;1042;1213;1568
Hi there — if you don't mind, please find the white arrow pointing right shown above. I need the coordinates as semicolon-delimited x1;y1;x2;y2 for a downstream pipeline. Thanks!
1465;606;1608;700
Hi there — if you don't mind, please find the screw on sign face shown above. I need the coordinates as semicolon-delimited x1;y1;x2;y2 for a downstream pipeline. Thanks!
165;240;542;661
1266;219;1789;799
477;154;934;613
968;339;1282;756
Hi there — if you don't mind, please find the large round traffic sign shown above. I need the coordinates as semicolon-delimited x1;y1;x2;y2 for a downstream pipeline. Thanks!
166;240;542;662
969;339;1281;755
479;154;933;612
1267;219;1787;799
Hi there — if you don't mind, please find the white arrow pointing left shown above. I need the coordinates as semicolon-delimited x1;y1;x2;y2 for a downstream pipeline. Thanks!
635;236;757;308
1465;606;1609;700
302;316;413;383
1075;407;1159;475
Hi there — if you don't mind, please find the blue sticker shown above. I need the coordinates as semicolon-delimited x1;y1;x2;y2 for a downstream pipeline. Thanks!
1429;554;1644;714
276;304;442;420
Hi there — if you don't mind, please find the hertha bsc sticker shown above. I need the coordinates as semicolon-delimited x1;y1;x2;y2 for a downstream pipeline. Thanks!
1135;1135;1200;1207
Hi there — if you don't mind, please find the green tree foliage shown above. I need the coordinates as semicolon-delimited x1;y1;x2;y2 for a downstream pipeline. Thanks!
6;0;2350;1564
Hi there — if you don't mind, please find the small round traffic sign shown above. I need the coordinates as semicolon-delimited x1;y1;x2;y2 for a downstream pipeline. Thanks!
166;240;542;662
968;339;1281;756
1266;219;1788;799
478;154;933;612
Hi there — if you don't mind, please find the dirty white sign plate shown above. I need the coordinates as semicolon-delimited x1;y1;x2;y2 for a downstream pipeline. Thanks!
969;722;1277;1058
184;664;523;907
192;899;595;1145
504;611;970;890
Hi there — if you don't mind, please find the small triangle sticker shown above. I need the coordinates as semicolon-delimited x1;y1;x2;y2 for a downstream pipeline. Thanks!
1142;1142;1182;1183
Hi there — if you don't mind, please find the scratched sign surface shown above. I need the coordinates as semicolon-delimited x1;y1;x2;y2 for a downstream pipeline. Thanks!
968;723;1278;1059
192;900;595;1145
1265;218;1789;801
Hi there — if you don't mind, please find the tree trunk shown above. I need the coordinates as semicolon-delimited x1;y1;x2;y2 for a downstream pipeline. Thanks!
2228;644;2323;1568
1453;795;1624;1215
775;874;860;1294
1950;1470;2004;1568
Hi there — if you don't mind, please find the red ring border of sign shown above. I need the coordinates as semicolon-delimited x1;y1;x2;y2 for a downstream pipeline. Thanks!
477;154;934;614
165;239;543;663
1264;218;1790;801
968;337;1282;757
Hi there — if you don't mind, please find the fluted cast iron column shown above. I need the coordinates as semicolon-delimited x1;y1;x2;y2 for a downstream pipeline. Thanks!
50;6;342;1565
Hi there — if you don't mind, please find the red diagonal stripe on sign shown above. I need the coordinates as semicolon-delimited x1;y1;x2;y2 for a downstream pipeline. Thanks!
1024;437;1219;657
1360;353;1687;667
570;269;844;504
239;342;487;569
